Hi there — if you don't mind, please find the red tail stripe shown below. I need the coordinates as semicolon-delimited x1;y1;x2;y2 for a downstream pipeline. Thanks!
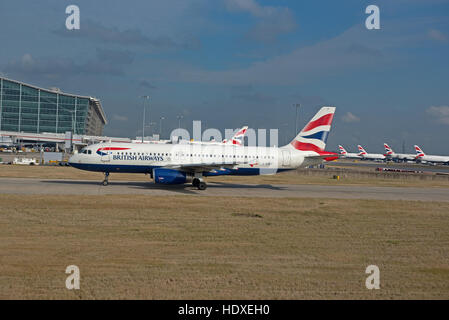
291;141;323;153
236;128;247;136
302;113;334;132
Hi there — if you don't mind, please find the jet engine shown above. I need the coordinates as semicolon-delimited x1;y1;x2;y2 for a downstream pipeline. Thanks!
153;168;187;184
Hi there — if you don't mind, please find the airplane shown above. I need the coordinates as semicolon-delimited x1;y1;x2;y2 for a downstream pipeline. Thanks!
69;106;338;190
222;126;248;146
187;126;248;146
338;145;362;159
357;145;386;161
134;126;248;146
414;145;449;165
383;143;416;162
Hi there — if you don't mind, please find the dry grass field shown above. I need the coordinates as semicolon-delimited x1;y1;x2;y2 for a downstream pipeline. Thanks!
1;164;449;188
0;194;448;299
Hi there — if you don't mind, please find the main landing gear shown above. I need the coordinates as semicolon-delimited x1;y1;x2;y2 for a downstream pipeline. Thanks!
192;178;207;190
102;172;109;186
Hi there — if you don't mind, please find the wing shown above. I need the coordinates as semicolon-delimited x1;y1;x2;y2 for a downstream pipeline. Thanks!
304;153;340;162
163;161;248;173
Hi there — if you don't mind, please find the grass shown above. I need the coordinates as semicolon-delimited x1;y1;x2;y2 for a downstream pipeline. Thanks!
0;194;448;299
1;164;449;188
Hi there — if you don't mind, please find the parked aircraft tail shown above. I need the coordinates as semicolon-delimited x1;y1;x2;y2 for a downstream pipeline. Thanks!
288;106;336;153
384;143;394;155
338;145;347;155
414;145;425;158
224;126;248;146
357;145;367;155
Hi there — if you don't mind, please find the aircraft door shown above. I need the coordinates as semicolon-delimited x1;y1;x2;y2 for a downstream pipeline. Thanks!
282;150;291;167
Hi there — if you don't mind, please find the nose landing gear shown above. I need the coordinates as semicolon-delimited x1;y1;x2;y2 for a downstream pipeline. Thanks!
192;178;207;190
102;172;109;186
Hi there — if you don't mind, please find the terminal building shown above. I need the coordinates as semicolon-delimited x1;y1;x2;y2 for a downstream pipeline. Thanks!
0;76;131;149
0;76;107;136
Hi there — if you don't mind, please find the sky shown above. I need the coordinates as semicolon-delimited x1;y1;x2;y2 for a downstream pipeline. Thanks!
0;0;448;154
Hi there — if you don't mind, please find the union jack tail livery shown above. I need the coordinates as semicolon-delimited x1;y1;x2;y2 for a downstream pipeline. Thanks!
414;145;425;157
224;126;248;146
384;143;394;155
289;106;335;153
338;145;347;155
357;145;367;155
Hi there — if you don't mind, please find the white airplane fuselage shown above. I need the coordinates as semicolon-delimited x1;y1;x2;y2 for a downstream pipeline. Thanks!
340;153;362;159
69;142;328;176
387;153;416;161
418;154;449;164
360;153;386;161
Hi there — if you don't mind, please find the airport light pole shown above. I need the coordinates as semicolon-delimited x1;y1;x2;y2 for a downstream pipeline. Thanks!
177;114;184;129
281;122;289;145
149;122;157;136
159;116;165;136
293;103;300;135
141;95;150;143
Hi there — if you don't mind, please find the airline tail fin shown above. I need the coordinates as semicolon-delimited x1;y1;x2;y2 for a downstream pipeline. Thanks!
414;145;425;157
357;145;367;155
384;143;394;155
338;145;347;155
288;106;336;153
224;126;248;146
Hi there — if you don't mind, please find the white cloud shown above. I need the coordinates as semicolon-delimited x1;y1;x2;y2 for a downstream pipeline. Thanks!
224;0;296;42
428;29;448;43
174;23;392;85
113;114;129;122
164;16;445;86
21;53;34;66
341;112;360;123
426;106;449;125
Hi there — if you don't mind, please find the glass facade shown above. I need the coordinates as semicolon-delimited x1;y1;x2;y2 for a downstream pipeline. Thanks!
0;77;106;135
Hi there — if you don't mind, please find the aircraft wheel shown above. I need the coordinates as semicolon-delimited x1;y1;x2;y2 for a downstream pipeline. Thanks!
192;178;200;188
102;172;109;186
197;182;207;190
